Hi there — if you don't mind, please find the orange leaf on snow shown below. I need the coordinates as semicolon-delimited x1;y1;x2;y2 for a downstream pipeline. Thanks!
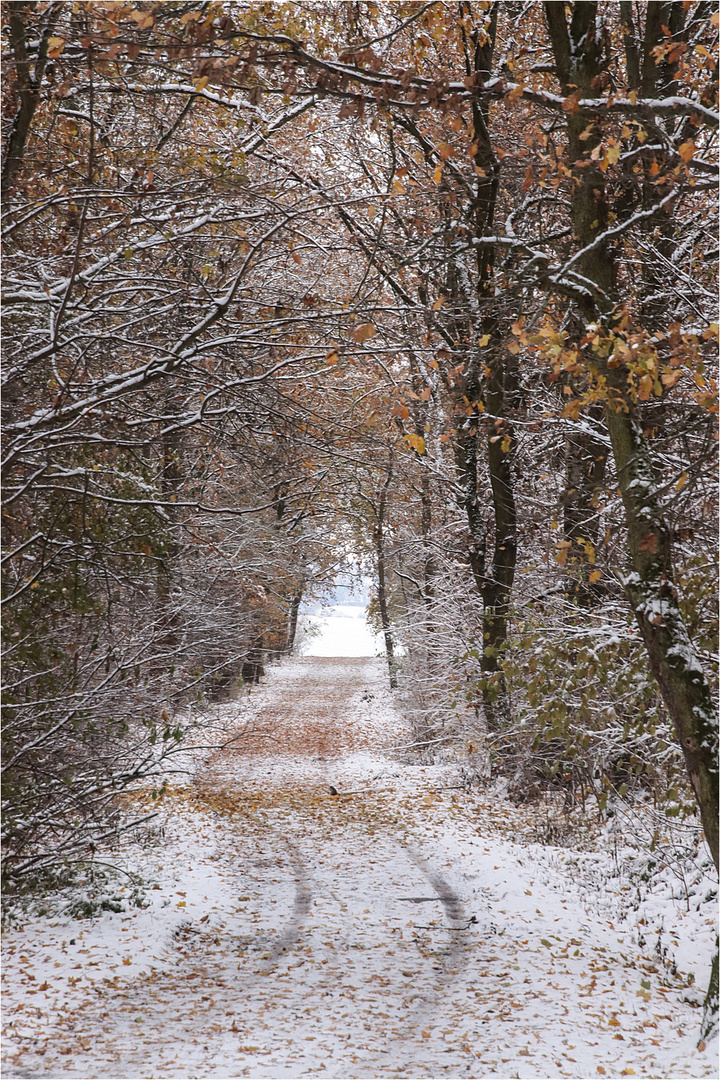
353;323;376;343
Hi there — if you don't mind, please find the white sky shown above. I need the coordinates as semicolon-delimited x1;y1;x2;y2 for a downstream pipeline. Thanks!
300;604;383;657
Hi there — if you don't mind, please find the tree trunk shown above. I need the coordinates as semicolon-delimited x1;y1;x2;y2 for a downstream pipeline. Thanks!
482;350;517;728
157;408;182;654
604;400;718;869
2;4;61;200
375;457;397;689
562;405;608;605
286;593;302;653
544;0;718;873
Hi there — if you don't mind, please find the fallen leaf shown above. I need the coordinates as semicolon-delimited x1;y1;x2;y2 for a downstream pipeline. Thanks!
353;323;376;343
131;10;154;28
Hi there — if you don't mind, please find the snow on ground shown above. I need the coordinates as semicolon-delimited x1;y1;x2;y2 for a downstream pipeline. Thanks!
2;651;718;1080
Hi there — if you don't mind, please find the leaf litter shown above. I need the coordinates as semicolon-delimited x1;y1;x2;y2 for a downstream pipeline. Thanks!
2;656;717;1078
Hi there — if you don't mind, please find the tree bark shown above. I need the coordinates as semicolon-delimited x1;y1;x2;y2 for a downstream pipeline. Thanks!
286;593;302;653
453;5;516;730
562;404;608;605
604;397;718;869
375;457;397;690
2;3;61;200
482;350;517;726
544;1;719;872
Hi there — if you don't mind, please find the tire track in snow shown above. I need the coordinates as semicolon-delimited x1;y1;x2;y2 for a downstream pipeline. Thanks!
190;786;315;972
265;836;312;966
400;847;475;1039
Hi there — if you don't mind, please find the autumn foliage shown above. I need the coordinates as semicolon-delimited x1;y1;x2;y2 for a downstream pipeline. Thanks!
1;0;717;952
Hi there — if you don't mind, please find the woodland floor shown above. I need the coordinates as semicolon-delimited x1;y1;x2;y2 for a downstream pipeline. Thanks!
2;655;717;1080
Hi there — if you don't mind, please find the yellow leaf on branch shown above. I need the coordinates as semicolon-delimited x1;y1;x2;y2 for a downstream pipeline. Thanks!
638;374;653;400
678;140;695;163
405;433;426;454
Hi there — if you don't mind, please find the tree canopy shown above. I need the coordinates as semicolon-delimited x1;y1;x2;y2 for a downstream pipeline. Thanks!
2;0;717;954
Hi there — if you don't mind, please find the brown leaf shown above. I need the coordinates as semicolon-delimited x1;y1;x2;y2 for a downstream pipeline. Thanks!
562;89;582;114
353;323;376;343
131;10;154;29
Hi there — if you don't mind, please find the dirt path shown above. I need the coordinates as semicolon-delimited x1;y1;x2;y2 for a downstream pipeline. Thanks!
2;657;715;1078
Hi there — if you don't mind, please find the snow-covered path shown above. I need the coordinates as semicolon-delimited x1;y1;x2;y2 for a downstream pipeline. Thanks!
3;657;716;1079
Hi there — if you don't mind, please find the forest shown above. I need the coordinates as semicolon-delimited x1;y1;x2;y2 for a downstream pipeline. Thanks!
2;0;718;1061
